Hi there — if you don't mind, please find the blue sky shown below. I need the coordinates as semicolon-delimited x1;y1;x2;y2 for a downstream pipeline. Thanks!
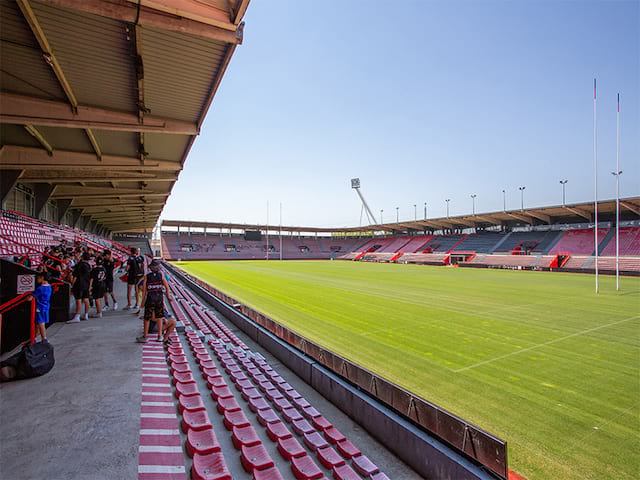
162;0;639;227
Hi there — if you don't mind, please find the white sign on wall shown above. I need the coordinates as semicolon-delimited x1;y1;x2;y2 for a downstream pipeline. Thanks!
17;274;35;294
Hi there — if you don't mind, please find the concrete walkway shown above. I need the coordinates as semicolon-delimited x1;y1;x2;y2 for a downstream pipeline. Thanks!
0;278;421;479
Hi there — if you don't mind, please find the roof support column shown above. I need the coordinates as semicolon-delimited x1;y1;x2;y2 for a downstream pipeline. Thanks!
56;198;72;224
0;169;23;206
34;183;55;218
71;209;83;228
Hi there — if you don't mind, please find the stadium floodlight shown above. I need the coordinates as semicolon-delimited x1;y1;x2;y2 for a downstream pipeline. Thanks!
396;207;399;223
380;209;383;224
445;199;451;218
518;186;526;211
470;194;477;215
414;204;417;221
350;178;377;226
424;202;427;220
559;180;568;206
502;189;506;212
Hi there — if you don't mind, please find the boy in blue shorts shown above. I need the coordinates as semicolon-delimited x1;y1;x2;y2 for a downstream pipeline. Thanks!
29;272;52;342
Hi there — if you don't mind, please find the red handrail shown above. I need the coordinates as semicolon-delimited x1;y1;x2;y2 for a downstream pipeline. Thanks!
0;292;37;347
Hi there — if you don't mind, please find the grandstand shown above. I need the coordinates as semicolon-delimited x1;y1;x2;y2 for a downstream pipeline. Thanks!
160;198;640;274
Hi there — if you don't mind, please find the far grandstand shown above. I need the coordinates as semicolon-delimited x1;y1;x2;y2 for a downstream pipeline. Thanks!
161;196;640;275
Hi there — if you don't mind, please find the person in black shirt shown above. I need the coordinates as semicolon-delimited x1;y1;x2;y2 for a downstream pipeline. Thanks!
136;260;172;344
125;248;144;310
102;250;118;311
67;252;92;323
89;256;107;318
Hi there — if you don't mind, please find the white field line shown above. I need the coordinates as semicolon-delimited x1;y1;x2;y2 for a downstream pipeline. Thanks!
454;315;639;373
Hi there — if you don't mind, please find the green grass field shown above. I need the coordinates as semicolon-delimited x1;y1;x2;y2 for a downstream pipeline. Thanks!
176;260;639;480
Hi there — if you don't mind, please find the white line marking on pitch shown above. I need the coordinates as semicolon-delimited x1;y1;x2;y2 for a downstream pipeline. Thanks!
454;315;639;373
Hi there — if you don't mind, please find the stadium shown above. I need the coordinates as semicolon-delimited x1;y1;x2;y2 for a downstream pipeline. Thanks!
0;2;638;480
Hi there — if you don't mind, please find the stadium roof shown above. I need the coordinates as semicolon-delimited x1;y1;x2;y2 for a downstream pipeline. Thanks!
0;0;249;233
162;196;640;233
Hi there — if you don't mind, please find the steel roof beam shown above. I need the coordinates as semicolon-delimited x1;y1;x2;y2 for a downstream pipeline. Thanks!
506;212;533;224
563;206;591;221
33;183;55;218
0;94;198;135
23;125;53;155
0;146;181;172
53;192;170;200
18;171;177;183
527;210;552;223
620;201;640;216
37;0;243;44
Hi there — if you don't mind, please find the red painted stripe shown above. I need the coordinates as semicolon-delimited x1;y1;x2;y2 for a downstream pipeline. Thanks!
509;470;527;480
142;377;171;385
142;386;172;393
140;417;178;429
139;434;182;447
138;452;185;466
141;405;177;414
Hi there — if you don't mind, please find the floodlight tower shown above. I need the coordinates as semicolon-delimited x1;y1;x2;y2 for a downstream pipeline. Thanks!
351;178;378;225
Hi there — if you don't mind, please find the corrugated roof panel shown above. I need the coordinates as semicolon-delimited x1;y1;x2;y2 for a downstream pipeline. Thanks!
36;126;94;152
29;1;138;113
143;27;227;122
0;124;41;148
0;0;67;100
91;130;139;158
144;133;192;161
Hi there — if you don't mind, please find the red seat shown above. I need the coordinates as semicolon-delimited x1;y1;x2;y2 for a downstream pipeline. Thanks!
291;454;324;480
284;389;302;401
258;380;275;392
312;416;332;431
332;464;360;480
211;385;234;400
249;396;270;413
292;419;314;436
195;353;212;363
217;396;241;414
191;452;231;480
181;409;212;433
301;406;320;419
199;360;217;371
193;347;208;355
282;407;303;423
223;409;250;430
230;371;249;383
370;473;390;480
277;436;306;460
324;427;346;444
266;420;293;442
241;444;275;473
202;366;221;378
316;446;345;469
257;408;280;426
172;371;195;385
187;427;220;457
336;440;360;459
265;388;284;402
179;394;206;413
225;364;242;375
232;425;261;449
207;375;227;389
169;354;188;363
170;362;191;374
236;379;254;391
278;382;294;392
241;387;262;402
303;431;329;451
293;397;311;410
272;398;292;412
175;381;199;398
253;466;285;480
352;455;379;476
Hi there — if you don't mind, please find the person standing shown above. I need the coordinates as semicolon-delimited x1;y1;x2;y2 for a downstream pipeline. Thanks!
89;256;107;318
29;272;52;342
102;250;118;311
67;252;92;323
136;260;171;344
124;248;144;310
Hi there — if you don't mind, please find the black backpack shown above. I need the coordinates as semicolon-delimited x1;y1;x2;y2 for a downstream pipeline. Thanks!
0;342;55;381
